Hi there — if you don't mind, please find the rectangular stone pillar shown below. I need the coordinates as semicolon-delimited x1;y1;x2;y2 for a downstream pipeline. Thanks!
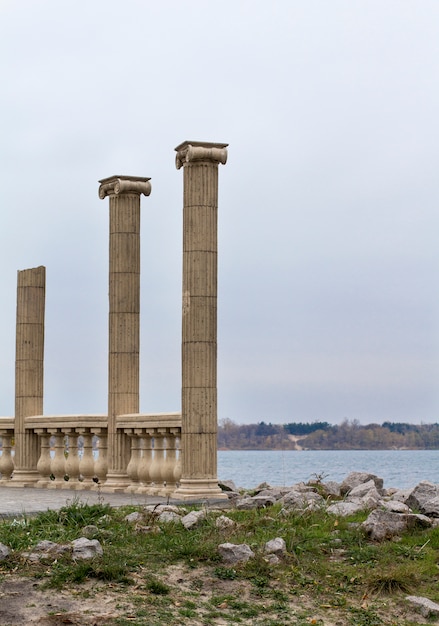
99;176;151;489
173;141;228;500
11;266;45;484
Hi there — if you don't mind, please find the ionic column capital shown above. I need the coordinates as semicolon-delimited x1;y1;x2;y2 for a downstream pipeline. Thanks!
98;175;151;199
175;141;228;170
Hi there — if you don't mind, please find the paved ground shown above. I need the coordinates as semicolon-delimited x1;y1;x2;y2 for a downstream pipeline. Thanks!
0;486;230;518
0;486;170;518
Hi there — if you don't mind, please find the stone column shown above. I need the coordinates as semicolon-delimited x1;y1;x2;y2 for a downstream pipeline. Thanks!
173;141;228;499
12;266;45;484
98;175;151;489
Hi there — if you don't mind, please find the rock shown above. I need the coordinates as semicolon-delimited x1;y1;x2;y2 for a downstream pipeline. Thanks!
257;488;288;500
144;504;183;515
218;543;255;564
340;472;384;496
320;481;341;497
236;495;276;510
404;481;439;512
219;480;237;492
181;510;206;529
419;495;439;518
281;490;324;510
0;543;10;560
23;541;71;562
380;500;411;514
326;499;370;517
215;515;236;530
264;553;280;565
406;595;439;617
125;512;143;523
349;480;381;499
264;537;286;557
361;510;432;541
72;537;103;560
158;511;181;524
81;525;100;538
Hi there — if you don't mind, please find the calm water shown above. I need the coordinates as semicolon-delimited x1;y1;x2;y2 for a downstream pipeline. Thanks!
217;449;439;490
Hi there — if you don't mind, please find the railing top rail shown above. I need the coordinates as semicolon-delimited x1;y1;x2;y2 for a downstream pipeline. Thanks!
24;414;108;429
0;416;14;432
117;412;182;430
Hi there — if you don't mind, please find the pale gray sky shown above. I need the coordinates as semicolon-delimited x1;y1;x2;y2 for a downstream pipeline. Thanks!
1;1;438;424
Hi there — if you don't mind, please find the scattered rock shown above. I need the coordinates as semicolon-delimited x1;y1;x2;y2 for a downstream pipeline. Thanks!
264;537;286;557
218;542;255;564
361;510;431;541
0;543;10;560
236;495;276;510
158;510;181;523
72;537;103;560
404;480;439;512
215;515;236;530
327;500;369;517
125;511;143;523
219;480;237;492
81;525;100;539
340;472;383;495
406;595;439;617
181;509;206;529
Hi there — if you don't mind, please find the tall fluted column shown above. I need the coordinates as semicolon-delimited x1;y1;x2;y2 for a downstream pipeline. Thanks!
173;141;228;499
99;175;151;489
12;266;45;484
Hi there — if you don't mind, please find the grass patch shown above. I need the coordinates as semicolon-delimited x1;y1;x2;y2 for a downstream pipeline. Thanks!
1;498;439;624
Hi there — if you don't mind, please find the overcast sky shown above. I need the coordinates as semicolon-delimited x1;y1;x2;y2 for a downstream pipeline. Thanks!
1;1;438;425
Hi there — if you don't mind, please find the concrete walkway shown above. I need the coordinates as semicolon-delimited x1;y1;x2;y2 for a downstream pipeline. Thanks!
0;486;169;518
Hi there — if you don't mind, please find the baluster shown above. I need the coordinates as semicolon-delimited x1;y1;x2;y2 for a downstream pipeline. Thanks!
64;430;80;487
93;431;108;484
126;430;141;491
148;430;165;494
36;430;51;486
174;433;182;486
0;432;14;481
78;429;95;486
137;430;153;493
49;430;66;487
161;429;178;494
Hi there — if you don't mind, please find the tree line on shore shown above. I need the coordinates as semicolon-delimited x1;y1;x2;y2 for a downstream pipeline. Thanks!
217;418;439;450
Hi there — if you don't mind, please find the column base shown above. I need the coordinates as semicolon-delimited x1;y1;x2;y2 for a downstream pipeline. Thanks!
102;470;131;492
9;470;40;486
172;478;228;501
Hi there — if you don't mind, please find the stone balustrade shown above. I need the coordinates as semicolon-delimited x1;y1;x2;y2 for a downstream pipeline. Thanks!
0;413;181;493
0;418;15;481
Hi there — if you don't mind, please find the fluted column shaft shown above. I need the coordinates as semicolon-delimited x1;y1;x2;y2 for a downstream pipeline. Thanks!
174;141;228;499
99;175;151;488
12;266;45;483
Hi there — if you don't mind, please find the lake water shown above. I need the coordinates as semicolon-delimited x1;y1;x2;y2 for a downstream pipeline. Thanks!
217;449;439;490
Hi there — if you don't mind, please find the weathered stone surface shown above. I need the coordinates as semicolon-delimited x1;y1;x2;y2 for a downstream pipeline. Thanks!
406;595;439;617
264;537;287;556
144;504;184;515
361;510;432;541
321;481;341;497
218;543;255;564
380;500;411;514
181;510;206;529
23;540;71;562
158;511;181;524
236;495;276;510
125;512;142;523
219;480;237;492
72;537;103;560
81;525;100;539
340;472;383;495
418;495;439;517
281;490;324;510
327;499;370;517
0;543;10;561
404;480;439;512
215;515;236;530
349;480;381;499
